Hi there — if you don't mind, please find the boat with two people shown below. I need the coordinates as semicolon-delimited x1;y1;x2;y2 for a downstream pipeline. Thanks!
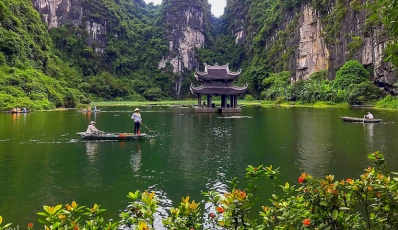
76;131;148;140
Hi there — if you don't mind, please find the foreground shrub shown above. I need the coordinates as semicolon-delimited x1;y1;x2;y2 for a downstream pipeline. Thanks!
1;152;397;229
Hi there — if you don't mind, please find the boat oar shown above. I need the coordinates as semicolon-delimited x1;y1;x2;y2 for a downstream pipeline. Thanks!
127;114;156;133
141;123;156;133
363;115;365;123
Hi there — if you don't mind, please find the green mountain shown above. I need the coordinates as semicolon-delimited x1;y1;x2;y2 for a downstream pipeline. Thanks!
0;0;397;110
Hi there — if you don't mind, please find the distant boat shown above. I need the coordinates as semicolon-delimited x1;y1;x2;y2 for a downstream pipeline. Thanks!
78;109;101;112
76;132;147;140
341;116;382;123
6;110;30;114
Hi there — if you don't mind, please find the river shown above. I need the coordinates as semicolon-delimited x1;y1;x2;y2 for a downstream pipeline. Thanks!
0;106;398;227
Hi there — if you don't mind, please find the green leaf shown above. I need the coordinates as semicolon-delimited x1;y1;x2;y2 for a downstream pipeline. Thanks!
332;209;338;220
53;204;63;213
38;218;47;224
284;182;290;189
37;212;48;217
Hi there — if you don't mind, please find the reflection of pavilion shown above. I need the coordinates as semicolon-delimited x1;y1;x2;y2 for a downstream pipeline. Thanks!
190;63;247;113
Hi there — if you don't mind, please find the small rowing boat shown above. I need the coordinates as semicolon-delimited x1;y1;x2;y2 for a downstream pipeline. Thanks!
76;132;148;140
341;116;382;123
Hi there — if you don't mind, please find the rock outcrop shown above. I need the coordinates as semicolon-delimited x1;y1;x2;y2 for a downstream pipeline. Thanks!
32;0;108;53
230;1;395;91
158;2;207;72
295;5;329;82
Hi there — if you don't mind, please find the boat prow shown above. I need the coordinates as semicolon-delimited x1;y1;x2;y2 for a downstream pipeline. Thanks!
341;116;382;123
76;132;148;140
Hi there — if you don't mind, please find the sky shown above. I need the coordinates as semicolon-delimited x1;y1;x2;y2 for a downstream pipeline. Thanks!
143;0;226;17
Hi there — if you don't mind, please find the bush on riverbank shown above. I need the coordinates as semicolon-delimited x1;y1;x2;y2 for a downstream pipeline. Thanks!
1;151;397;229
375;95;398;109
0;65;88;111
260;60;384;105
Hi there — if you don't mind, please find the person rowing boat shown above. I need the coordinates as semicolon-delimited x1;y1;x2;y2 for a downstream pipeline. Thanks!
86;121;99;134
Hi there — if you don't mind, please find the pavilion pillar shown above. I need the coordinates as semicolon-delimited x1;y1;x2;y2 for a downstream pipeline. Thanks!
198;94;201;108
230;96;234;108
221;95;225;107
234;96;238;108
207;95;212;108
225;96;228;108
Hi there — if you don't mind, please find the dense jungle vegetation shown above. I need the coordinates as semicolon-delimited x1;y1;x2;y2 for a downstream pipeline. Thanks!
0;0;398;110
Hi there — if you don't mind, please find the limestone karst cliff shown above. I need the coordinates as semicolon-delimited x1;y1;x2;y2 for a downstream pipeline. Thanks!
158;0;211;72
29;0;397;96
225;0;395;93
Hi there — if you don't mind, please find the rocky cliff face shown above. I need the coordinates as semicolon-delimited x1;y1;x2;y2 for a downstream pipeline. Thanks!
32;0;108;53
158;0;208;72
295;5;329;82
231;1;395;92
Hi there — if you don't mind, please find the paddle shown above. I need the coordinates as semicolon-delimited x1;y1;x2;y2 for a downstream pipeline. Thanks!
363;115;365;123
127;114;156;132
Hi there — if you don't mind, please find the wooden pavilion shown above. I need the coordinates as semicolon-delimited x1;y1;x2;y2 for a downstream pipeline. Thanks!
190;63;248;113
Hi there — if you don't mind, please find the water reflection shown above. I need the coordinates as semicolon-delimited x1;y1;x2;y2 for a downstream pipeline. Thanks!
85;141;99;164
296;110;332;177
130;143;142;172
83;141;101;187
364;123;375;149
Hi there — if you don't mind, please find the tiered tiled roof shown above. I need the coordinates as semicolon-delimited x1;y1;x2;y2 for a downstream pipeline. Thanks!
191;63;247;96
194;63;242;81
190;83;248;95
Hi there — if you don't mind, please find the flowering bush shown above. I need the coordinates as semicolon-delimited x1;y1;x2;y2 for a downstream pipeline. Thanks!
1;151;397;229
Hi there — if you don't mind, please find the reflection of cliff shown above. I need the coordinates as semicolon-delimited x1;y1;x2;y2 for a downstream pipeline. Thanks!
296;111;332;177
130;143;142;172
169;110;198;184
168;110;245;191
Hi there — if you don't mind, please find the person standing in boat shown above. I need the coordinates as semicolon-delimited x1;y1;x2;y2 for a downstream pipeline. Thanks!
132;108;142;135
365;112;374;119
86;121;99;134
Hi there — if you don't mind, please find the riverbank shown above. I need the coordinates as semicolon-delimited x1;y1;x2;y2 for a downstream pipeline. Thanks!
89;98;398;110
90;100;351;109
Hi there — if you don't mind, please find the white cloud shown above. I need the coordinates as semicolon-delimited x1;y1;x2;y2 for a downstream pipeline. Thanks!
143;0;226;17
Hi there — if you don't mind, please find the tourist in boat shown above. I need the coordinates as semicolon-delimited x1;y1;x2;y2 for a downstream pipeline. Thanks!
132;108;142;135
202;102;206;108
22;107;27;113
86;121;99;134
365;112;374;119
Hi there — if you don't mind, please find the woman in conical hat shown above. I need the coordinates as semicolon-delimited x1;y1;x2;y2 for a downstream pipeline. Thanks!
132;108;142;135
86;121;99;134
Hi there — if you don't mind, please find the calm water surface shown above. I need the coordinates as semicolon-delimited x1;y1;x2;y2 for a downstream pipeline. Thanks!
1;106;398;226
